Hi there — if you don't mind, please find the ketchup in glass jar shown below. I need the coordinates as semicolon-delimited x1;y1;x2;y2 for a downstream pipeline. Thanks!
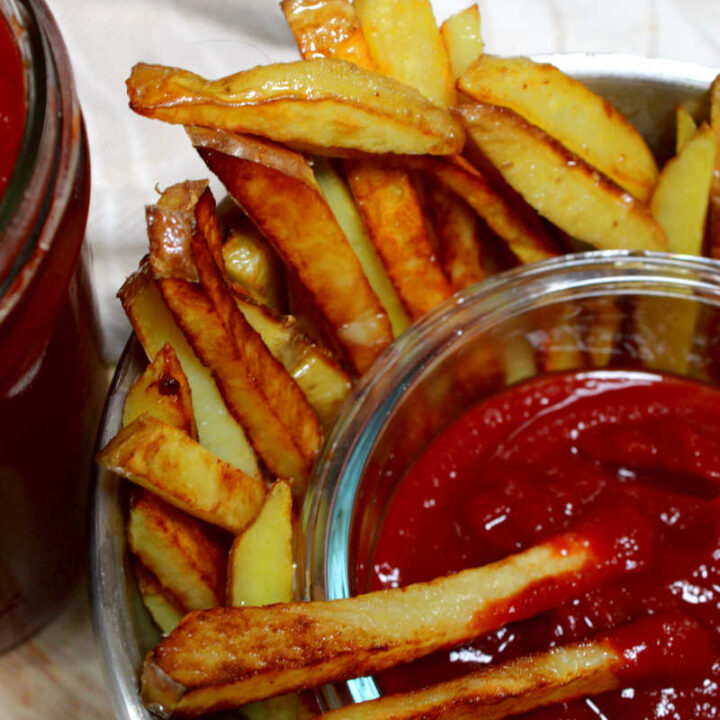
0;0;105;651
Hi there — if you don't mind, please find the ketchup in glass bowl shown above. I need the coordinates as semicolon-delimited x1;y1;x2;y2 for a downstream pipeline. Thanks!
0;0;105;652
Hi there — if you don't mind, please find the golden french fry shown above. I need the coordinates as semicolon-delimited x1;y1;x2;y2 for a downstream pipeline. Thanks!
119;265;260;477
405;154;561;264
126;59;464;157
129;489;227;611
457;103;668;252
123;343;197;438
354;0;454;108
97;414;266;534
312;615;709;720
425;180;485;291
227;480;294;607
134;561;185;635
313;158;411;337
676;104;697;154
440;4;484;81
190;128;394;374
141;518;649;716
458;55;659;201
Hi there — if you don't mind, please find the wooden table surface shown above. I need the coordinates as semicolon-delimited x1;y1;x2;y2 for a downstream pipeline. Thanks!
3;1;720;718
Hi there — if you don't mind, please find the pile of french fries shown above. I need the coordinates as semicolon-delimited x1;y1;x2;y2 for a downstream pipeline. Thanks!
97;0;720;718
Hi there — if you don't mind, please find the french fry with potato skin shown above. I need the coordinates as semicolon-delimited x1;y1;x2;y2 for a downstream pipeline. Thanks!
140;513;650;716
282;0;454;322
457;103;668;252
126;59;464;157
458;55;659;201
311;615;710;720
118;265;260;477
190;127;393;375
97;414;266;534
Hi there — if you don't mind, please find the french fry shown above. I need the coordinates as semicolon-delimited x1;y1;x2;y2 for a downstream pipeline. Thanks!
503;334;538;385
227;480;294;607
405;154;561;264
282;0;454;323
313;158;411;337
354;0;454;108
458;55;659;201
118;265;260;477
425;180;485;291
636;123;717;374
126;60;464;157
141;514;650;715
190;127;394;374
123;343;197;438
457;103;668;252
676;104;697;154
536;305;585;373
134;561;185;635
97;414;266;534
580;297;622;369
707;73;720;259
128;489;227;611
440;4;484;81
312;615;710;720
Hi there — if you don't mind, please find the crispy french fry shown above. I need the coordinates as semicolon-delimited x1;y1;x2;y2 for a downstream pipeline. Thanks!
458;55;659;201
129;489;227;611
676;104;697;154
119;265;260;477
636;123;717;375
227;480;294;607
97;414;266;534
425;180;485;291
457;104;668;252
354;0;454;108
282;0;453;323
405;154;561;264
134;561;185;635
190;128;394;374
343;159;453;319
126;60;464;157
312;615;710;720
440;4;483;81
123;343;197;438
141;515;650;716
313;158;411;337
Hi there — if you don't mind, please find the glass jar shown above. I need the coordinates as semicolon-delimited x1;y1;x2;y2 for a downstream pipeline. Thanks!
0;0;104;652
300;251;720;711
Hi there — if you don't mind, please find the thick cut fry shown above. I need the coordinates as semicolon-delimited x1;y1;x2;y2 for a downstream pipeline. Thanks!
354;0;454;108
313;615;709;720
426;180;485;291
676;104;697;154
313;158;410;337
344;159;453;319
637;124;717;375
134;561;185;635
707;74;720;259
190;128;393;374
123;343;197;438
129;490;227;611
406;154;561;264
440;4;483;81
141;515;650;716
227;480;294;607
126;60;464;157
97;414;266;534
459;55;659;201
458;104;668;252
280;0;374;68
119;266;260;477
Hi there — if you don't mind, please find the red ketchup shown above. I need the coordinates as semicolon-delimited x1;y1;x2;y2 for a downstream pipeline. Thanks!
0;12;24;199
366;370;720;719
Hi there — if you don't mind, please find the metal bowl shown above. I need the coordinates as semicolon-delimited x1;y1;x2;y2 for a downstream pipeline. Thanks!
90;53;718;720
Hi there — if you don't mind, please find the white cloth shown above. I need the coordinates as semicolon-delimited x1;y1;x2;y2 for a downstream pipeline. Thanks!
48;0;720;360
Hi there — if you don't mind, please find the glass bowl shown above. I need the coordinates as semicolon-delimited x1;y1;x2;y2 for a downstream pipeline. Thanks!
91;54;719;719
